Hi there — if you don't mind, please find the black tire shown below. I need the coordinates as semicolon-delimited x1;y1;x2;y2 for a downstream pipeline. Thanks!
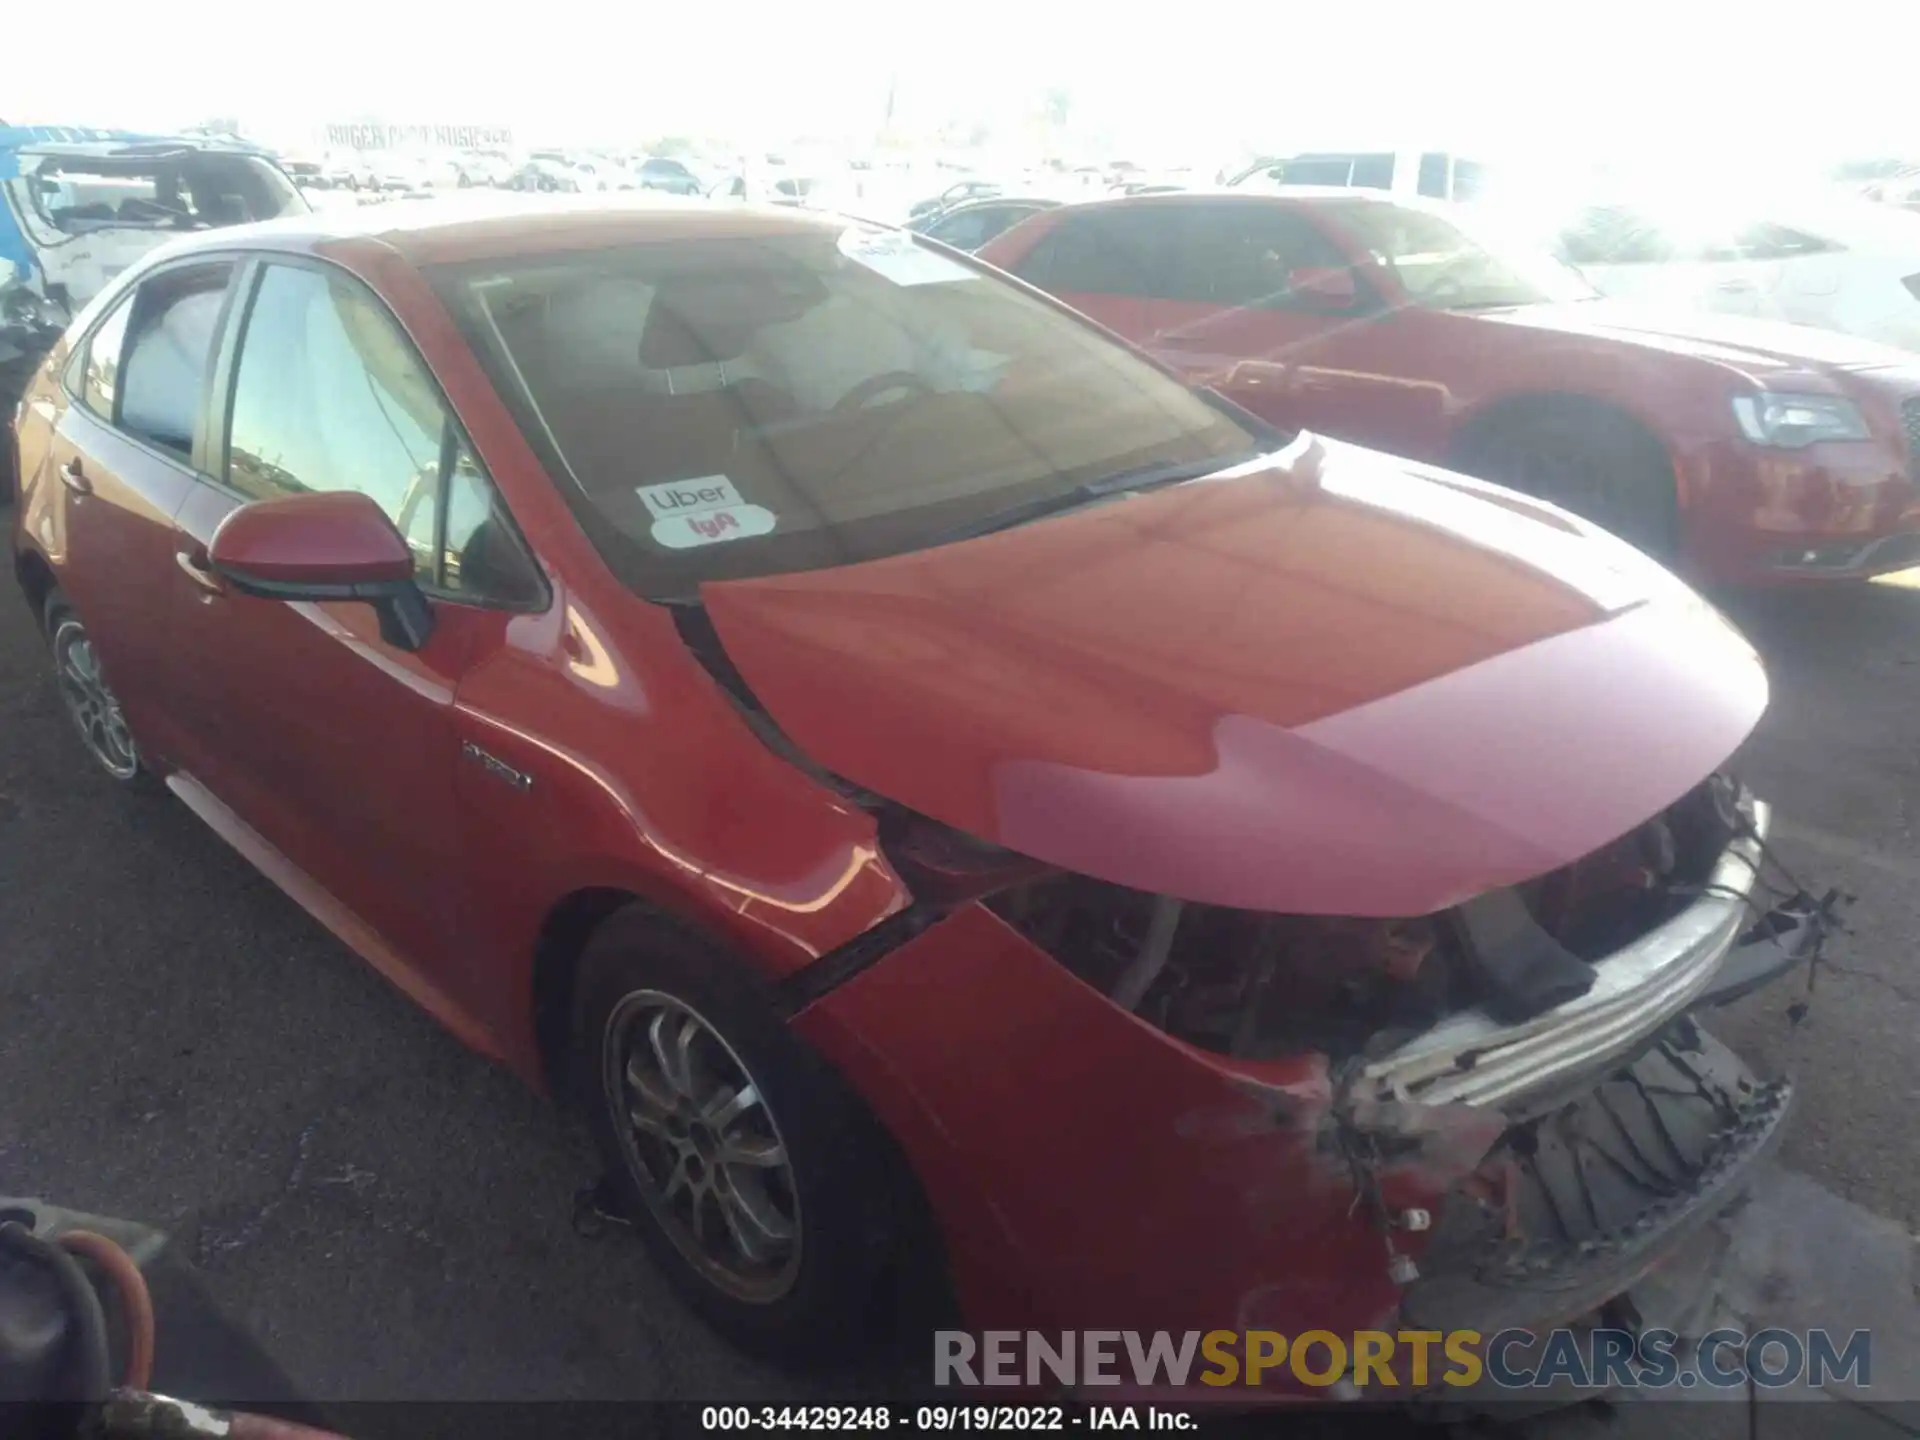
1456;402;1678;559
572;907;906;1362
42;589;160;791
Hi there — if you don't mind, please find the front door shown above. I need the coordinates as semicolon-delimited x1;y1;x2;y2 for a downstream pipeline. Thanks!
165;256;548;980
1130;201;1444;457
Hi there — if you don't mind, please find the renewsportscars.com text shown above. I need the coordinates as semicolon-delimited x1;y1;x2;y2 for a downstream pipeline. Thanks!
934;1328;1872;1391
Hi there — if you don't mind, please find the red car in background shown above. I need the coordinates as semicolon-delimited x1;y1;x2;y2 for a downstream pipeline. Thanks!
10;197;1822;1395
979;190;1920;582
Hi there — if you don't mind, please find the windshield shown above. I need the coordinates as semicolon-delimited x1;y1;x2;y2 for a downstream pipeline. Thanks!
1320;199;1597;309
432;225;1261;598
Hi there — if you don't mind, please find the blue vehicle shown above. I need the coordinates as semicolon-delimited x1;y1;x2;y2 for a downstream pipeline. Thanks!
2;124;305;410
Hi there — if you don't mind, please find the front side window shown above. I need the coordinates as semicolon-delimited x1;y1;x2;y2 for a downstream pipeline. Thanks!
225;262;540;604
1162;204;1355;308
1325;200;1598;309
105;264;233;457
1011;207;1178;296
433;225;1262;598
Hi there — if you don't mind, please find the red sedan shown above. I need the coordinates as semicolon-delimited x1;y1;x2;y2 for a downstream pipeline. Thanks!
9;197;1820;1392
978;190;1920;583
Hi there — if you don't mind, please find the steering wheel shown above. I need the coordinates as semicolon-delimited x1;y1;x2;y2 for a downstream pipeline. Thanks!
833;371;934;413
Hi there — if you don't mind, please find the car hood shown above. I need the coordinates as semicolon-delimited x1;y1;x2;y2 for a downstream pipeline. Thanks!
700;436;1768;917
1484;299;1920;374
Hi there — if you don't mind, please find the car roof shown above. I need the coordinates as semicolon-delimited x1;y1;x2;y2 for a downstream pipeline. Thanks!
1051;186;1421;214
937;195;1061;213
153;193;858;267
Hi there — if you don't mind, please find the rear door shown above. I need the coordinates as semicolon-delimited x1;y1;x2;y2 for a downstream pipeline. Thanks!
165;255;549;976
36;259;237;764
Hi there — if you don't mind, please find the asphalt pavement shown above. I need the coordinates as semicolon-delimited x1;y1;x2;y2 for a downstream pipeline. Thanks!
4;558;1920;1427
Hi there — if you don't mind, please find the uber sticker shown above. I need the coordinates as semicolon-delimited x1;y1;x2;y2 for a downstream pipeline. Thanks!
637;474;776;547
637;475;744;520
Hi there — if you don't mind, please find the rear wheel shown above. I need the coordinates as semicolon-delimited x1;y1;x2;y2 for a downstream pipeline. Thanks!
43;589;157;789
1457;403;1678;559
572;907;908;1360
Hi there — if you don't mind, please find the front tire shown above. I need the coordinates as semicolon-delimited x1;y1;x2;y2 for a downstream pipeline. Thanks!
1457;403;1679;559
572;908;905;1361
43;590;157;789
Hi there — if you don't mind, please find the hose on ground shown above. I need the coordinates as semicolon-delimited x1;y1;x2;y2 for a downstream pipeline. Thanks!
0;1218;111;1401
57;1229;155;1390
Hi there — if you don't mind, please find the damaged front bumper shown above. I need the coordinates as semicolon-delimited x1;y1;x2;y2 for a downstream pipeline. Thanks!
787;783;1823;1396
1354;799;1810;1112
1398;1022;1792;1337
1344;798;1825;1385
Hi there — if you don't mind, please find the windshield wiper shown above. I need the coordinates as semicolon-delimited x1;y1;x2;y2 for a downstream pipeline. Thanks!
928;453;1259;548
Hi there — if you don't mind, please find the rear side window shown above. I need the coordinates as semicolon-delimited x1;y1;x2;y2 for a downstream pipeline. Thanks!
224;262;542;605
1010;207;1178;296
1162;205;1355;307
82;263;233;458
1417;153;1451;199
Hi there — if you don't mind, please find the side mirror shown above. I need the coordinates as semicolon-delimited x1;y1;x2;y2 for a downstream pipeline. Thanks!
1287;266;1360;310
209;491;434;651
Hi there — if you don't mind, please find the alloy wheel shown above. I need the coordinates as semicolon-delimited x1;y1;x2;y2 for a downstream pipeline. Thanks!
52;617;139;780
603;989;803;1303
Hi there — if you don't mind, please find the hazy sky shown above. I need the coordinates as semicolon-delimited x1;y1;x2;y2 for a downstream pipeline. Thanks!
9;0;1918;169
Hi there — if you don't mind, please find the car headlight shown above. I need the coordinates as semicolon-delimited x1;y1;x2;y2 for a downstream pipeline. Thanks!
1731;392;1872;448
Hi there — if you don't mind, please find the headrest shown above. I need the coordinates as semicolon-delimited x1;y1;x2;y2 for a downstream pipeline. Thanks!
639;300;747;368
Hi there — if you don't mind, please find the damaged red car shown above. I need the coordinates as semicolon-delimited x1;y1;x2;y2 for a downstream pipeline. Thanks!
8;198;1826;1394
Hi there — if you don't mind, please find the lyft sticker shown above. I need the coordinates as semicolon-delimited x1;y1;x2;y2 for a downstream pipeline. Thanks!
637;476;777;548
651;504;777;548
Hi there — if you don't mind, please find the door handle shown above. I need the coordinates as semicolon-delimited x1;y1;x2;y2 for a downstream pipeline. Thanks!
57;459;92;496
175;549;226;597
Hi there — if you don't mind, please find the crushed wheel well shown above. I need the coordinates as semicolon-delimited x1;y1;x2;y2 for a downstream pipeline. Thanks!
530;887;655;1098
529;883;961;1325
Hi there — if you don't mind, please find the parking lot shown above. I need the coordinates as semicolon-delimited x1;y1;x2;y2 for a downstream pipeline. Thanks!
1;522;1919;1415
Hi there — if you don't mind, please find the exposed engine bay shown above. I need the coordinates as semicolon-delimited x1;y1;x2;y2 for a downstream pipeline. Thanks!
981;773;1818;1086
